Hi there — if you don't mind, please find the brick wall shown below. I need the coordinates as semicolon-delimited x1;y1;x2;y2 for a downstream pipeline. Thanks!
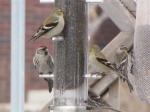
0;0;119;103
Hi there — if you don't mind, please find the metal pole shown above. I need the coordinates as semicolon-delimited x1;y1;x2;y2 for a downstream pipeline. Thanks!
53;0;88;112
11;0;25;112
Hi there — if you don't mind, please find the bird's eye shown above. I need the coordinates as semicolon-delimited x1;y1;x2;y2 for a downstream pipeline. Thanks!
45;51;48;55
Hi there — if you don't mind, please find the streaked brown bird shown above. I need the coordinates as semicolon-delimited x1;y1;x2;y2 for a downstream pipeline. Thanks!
33;46;54;92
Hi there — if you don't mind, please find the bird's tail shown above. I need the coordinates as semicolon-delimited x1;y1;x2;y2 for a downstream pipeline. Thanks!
117;58;134;92
28;29;45;42
44;78;53;93
27;34;40;42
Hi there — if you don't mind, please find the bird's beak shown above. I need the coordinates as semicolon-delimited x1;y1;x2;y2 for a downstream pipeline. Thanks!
42;47;47;51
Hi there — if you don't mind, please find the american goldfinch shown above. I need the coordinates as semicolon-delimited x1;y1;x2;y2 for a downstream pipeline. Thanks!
33;46;54;92
89;44;133;92
30;8;65;41
88;45;116;76
116;45;133;92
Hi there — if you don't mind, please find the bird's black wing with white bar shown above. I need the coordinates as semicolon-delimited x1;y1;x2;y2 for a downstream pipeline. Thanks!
96;57;116;70
43;20;58;29
29;18;59;41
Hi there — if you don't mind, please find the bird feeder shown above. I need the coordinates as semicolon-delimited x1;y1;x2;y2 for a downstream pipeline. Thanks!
52;0;88;111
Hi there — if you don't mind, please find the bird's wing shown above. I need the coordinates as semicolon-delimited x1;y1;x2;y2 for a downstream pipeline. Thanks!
47;55;54;70
29;17;59;41
96;57;115;70
94;49;116;70
29;26;49;41
33;56;39;69
43;16;59;30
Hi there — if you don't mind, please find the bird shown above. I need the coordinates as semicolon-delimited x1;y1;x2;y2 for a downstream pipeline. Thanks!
29;8;65;41
33;46;54;92
88;45;116;76
88;44;133;92
116;45;134;92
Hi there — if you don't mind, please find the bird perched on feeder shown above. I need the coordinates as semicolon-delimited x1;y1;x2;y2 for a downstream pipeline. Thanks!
88;44;133;92
33;46;54;92
29;8;65;41
88;45;116;76
116;45;134;92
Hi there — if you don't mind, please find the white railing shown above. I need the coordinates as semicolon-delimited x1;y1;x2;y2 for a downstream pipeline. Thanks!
11;0;25;112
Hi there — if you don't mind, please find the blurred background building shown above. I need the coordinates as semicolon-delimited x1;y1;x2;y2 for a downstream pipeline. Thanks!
0;0;150;112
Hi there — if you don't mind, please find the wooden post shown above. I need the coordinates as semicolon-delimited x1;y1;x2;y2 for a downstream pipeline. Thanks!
99;0;135;31
108;79;120;111
53;0;87;112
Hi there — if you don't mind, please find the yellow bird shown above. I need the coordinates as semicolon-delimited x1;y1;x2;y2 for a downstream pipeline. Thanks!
30;8;65;41
89;44;133;92
88;45;116;75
